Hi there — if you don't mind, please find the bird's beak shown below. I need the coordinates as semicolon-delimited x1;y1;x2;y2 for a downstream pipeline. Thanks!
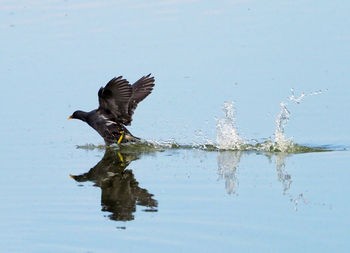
68;116;72;119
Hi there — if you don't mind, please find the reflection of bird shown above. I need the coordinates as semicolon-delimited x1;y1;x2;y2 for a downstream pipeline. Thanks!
68;74;155;145
70;148;157;221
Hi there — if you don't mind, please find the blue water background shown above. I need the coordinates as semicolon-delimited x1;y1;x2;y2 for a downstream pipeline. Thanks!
1;1;350;252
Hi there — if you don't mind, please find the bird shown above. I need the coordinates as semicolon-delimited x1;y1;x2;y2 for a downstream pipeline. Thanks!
68;74;155;145
70;148;158;221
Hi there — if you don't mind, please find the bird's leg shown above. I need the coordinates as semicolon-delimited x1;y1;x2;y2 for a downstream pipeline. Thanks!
117;152;125;167
117;131;125;144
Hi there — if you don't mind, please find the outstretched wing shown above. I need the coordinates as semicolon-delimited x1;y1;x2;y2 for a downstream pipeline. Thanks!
98;76;132;124
125;74;155;125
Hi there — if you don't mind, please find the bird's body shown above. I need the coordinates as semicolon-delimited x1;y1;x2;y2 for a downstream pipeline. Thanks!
69;74;155;145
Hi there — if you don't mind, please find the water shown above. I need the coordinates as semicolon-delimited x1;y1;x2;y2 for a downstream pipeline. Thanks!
1;0;350;252
216;101;244;150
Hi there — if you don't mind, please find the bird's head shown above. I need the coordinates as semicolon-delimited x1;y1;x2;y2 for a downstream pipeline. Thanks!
68;110;88;122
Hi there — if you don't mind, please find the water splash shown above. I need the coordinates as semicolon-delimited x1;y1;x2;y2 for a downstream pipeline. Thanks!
216;101;244;150
273;88;327;152
289;89;306;104
289;88;326;104
274;102;294;152
213;99;319;153
194;129;216;149
214;99;298;152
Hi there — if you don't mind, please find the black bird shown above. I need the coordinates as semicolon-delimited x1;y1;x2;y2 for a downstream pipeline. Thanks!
68;74;155;145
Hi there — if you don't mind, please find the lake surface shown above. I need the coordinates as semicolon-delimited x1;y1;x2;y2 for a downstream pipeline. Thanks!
1;0;350;252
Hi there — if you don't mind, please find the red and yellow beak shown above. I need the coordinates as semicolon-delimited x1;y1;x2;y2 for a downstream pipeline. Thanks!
68;116;73;119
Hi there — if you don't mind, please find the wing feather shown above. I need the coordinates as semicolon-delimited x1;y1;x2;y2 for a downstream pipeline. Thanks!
125;74;155;125
98;76;132;124
97;74;155;126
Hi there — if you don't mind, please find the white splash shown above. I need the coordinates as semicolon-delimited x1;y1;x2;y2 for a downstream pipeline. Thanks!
274;88;327;151
274;102;293;152
289;88;326;104
288;89;306;104
216;101;244;150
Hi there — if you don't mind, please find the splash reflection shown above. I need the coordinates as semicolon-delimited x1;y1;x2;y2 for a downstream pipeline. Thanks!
71;148;157;221
274;152;292;194
217;151;306;209
217;151;242;195
273;153;308;210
